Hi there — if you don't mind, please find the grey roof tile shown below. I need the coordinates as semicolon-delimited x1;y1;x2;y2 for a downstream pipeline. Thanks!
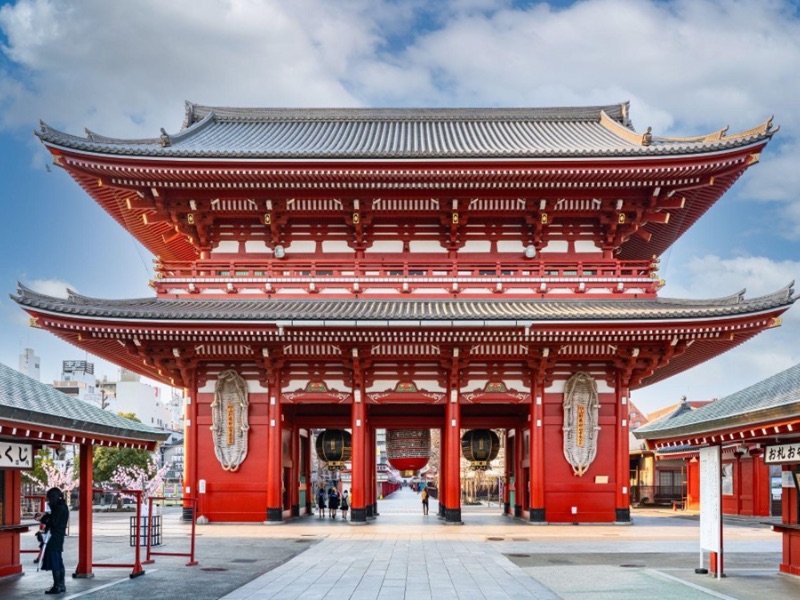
11;283;795;323
0;362;169;444
635;362;800;439
36;102;776;160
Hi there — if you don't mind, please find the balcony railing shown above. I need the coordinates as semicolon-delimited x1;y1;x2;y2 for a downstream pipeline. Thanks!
152;257;660;297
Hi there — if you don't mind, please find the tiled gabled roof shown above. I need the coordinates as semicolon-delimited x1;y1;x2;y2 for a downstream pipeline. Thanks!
634;362;800;440
11;283;794;323
0;362;169;444
35;101;777;160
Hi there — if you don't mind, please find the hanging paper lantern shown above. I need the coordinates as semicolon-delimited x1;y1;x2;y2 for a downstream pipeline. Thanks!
386;429;431;472
461;429;500;470
315;429;352;470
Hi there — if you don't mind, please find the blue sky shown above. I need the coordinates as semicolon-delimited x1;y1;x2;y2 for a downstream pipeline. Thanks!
1;0;800;415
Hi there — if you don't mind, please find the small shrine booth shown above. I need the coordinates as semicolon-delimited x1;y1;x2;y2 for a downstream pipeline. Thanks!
0;362;168;580
635;362;800;577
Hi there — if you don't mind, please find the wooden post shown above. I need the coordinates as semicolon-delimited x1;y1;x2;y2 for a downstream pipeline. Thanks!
266;383;283;522
351;398;367;523
445;393;462;524
529;380;545;522
616;382;631;522
74;443;95;577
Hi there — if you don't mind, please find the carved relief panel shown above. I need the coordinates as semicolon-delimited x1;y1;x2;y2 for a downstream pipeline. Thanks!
562;372;600;477
210;370;250;471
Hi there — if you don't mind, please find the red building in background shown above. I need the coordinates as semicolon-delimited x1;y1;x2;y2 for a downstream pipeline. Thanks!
15;102;792;525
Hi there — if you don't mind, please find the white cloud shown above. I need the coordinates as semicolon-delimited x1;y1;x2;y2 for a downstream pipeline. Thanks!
26;277;73;298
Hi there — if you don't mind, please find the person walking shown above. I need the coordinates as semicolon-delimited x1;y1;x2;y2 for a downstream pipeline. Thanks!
421;487;429;515
340;489;349;520
41;487;69;594
317;486;327;518
328;487;340;519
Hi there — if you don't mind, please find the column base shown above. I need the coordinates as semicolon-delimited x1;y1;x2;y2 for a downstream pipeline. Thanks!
291;504;300;518
438;504;445;519
615;508;631;522
265;507;283;523
350;508;368;524
503;501;510;514
181;506;194;521
444;507;463;525
529;508;545;523
72;572;95;579
365;504;374;519
372;502;379;517
514;504;523;518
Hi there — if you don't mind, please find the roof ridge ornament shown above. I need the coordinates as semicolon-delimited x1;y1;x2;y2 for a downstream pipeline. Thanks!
160;128;171;148
642;127;652;146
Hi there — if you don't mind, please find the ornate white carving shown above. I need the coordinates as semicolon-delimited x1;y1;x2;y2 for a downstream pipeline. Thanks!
562;372;600;477
210;370;250;471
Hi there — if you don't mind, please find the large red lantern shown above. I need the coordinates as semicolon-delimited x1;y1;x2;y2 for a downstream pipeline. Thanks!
461;429;500;470
315;429;352;470
386;429;431;472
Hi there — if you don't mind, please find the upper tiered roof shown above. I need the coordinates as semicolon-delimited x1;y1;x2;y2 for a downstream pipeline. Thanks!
37;101;776;159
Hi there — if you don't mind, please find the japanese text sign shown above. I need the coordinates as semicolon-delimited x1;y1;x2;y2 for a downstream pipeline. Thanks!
765;443;800;464
0;441;33;468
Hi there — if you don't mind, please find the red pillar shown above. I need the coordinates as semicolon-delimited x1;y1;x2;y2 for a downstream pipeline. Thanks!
616;383;631;522
438;427;446;518
351;396;367;523
290;424;300;517
184;385;198;521
266;387;283;522
368;425;378;517
529;382;545;522
74;443;94;577
445;393;462;524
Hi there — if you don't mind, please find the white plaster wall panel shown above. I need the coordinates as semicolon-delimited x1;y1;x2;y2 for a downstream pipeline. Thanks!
247;379;269;393
198;380;216;393
364;240;403;253
497;240;526;253
285;240;316;253
210;240;239;255
322;240;353;253
320;288;351;294
362;288;401;295
574;240;602;253
460;240;491;253
413;379;446;392
540;240;569;253
409;240;448;253
505;288;536;295
276;288;309;294
367;379;401;393
167;288;188;295
245;240;270;253
284;379;311;391
412;288;448;295
461;288;492;295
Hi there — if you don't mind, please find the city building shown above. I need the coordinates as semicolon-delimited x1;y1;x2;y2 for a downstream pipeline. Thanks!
17;348;40;381
15;101;793;526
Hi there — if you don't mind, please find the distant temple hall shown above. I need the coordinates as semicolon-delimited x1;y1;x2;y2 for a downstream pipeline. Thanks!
15;101;793;525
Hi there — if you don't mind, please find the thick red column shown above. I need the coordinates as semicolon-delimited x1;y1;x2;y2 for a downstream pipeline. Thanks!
351;395;367;523
445;393;462;524
74;443;94;578
184;385;198;522
616;383;631;522
290;424;300;517
438;426;446;518
266;387;283;522
529;381;545;522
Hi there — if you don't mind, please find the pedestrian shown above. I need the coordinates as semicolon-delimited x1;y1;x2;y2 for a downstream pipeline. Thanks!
340;489;349;520
41;487;69;594
317;486;327;518
328;487;340;519
421;487;429;515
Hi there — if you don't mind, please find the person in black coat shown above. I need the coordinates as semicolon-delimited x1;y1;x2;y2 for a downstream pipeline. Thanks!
41;487;69;594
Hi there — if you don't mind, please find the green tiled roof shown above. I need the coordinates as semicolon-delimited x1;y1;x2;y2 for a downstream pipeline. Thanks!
0;362;169;444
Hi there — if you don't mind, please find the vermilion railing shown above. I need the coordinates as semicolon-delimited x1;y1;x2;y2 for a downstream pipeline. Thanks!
152;258;660;296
